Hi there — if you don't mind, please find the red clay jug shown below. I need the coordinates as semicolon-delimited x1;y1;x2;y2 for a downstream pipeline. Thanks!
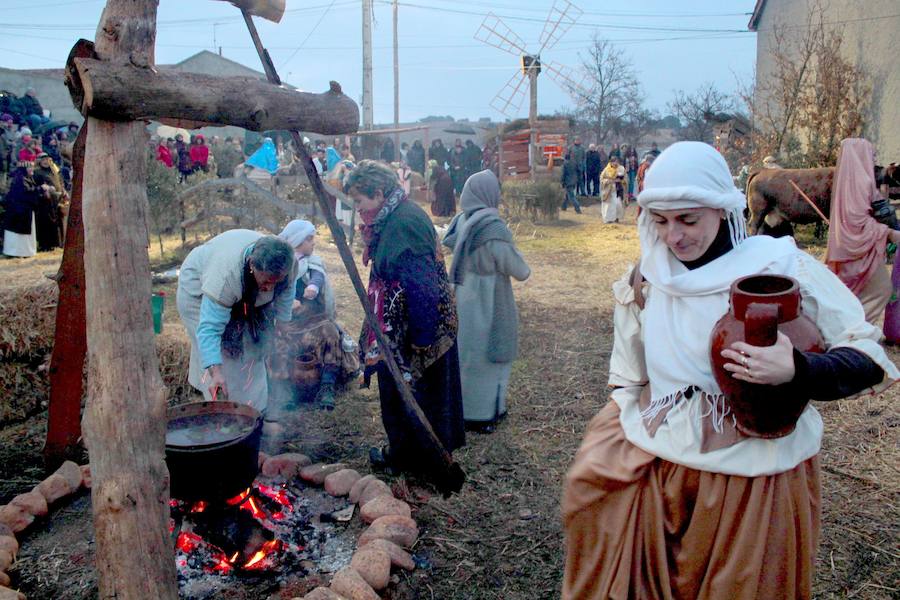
709;274;825;438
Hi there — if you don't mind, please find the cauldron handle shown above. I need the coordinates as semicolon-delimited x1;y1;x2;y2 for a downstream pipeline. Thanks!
745;303;779;347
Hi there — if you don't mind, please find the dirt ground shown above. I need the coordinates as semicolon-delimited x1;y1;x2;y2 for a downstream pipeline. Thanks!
1;203;898;599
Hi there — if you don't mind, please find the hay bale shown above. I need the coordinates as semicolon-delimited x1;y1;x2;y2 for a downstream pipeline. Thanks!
0;360;48;426
156;331;193;404
0;283;57;359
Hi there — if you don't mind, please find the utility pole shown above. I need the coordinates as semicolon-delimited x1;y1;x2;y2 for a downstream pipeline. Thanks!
392;0;400;162
528;59;538;177
362;0;374;133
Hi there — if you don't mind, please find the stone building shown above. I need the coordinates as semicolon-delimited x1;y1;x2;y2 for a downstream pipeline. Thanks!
749;0;900;162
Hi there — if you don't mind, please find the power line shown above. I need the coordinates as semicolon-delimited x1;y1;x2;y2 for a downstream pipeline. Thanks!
279;0;342;68
374;1;751;33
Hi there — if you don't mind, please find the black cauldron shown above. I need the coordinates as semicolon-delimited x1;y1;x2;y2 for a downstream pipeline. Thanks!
165;401;263;503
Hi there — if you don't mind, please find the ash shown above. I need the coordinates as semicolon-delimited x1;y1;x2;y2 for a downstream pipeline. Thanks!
175;476;357;600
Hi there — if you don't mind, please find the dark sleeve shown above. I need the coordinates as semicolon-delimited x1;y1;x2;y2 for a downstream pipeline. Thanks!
395;251;442;348
791;347;884;401
307;269;325;292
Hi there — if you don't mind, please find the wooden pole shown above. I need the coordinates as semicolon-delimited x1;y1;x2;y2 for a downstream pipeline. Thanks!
239;13;465;495
528;65;537;179
788;179;830;225
392;0;400;162
361;0;374;131
44;123;88;469
79;1;178;598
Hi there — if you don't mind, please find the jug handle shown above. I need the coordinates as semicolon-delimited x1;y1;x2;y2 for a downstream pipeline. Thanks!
744;303;779;347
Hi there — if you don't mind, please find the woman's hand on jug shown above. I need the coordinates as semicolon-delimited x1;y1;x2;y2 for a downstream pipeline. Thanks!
721;331;796;386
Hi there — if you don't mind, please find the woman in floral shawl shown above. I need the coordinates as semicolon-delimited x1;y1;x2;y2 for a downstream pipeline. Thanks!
344;160;465;474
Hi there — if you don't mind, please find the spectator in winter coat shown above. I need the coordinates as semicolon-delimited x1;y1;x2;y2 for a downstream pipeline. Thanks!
407;140;426;175
157;138;174;168
586;144;603;196
570;137;587;196
560;153;582;213
190;134;210;172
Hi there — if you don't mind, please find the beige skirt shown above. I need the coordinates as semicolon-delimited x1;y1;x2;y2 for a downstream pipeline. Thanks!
562;402;820;600
857;263;892;325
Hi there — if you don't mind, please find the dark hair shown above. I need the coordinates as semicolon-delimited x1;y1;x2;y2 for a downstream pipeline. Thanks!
248;236;293;277
343;159;399;198
223;237;293;357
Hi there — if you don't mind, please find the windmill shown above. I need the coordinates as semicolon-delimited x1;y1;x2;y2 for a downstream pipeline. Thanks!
475;0;587;173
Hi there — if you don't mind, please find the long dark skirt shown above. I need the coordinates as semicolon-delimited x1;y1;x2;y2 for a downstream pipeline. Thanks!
376;343;466;472
35;198;61;251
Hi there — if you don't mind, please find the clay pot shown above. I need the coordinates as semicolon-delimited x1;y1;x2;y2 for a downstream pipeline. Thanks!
292;353;320;386
710;274;824;438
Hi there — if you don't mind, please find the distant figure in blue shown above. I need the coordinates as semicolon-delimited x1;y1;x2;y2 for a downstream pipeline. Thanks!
245;137;279;174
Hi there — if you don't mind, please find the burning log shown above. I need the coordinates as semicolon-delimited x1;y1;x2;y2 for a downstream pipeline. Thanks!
66;48;359;134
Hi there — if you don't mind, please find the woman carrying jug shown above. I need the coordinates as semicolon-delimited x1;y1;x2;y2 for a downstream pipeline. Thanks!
561;142;898;600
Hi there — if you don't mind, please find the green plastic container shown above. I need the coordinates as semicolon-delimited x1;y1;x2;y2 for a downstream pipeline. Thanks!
151;293;166;335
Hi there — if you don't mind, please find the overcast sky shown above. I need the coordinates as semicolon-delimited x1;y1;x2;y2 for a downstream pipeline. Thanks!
1;0;758;123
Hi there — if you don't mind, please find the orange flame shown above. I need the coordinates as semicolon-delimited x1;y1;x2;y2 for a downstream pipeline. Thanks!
243;539;281;570
241;495;267;520
225;488;252;506
190;500;208;513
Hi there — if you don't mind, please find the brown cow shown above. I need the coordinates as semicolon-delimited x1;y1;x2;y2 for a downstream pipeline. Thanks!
746;167;834;236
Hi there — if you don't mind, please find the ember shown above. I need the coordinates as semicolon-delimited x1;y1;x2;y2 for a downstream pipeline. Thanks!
170;475;356;600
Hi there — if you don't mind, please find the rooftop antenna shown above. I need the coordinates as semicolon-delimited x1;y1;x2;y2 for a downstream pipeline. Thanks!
475;0;588;174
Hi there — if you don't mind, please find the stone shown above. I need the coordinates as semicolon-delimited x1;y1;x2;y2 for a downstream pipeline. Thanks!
324;469;361;497
0;537;17;559
0;572;8;588
10;491;48;517
360;496;411;524
0;586;25;600
348;475;376;504
55;460;84;491
358;479;392;508
0;505;33;534
302;587;347;600
0;550;11;572
35;473;75;505
299;463;347;486
80;465;92;489
357;515;418;549
364;539;415;571
258;451;269;470
329;567;379;600
350;547;391;591
262;453;313;479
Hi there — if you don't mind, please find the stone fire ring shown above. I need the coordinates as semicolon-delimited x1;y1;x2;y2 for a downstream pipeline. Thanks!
0;455;418;600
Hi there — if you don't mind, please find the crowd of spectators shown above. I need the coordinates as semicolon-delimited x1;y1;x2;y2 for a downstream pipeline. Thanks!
0;89;77;258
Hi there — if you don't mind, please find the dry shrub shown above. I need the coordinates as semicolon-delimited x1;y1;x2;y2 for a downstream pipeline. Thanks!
0;282;57;360
502;179;562;222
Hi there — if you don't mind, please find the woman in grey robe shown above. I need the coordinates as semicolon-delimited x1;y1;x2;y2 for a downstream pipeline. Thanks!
443;169;530;431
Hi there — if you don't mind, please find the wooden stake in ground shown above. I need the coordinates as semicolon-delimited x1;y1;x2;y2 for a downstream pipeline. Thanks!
237;10;465;495
43;122;87;469
78;1;178;598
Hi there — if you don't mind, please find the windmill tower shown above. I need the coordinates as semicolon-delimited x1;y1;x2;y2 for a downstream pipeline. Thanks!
475;0;586;174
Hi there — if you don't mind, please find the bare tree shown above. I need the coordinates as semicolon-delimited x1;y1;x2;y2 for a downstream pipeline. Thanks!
668;82;735;143
566;34;644;145
745;1;869;167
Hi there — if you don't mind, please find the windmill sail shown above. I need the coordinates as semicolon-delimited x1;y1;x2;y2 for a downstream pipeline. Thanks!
490;70;529;117
475;13;529;57
538;0;583;54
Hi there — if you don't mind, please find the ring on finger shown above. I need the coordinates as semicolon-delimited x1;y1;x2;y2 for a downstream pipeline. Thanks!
741;355;749;367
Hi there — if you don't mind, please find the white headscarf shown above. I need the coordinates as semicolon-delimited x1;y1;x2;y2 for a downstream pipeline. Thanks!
278;220;316;252
633;142;798;433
